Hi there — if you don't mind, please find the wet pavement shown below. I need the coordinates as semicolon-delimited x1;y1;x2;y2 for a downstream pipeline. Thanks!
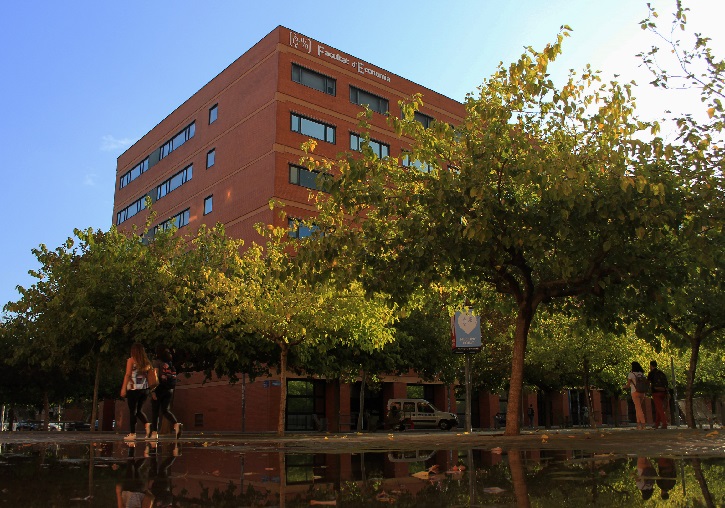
1;426;724;506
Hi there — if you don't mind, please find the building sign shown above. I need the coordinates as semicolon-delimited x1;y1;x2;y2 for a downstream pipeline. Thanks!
289;32;391;83
451;310;482;353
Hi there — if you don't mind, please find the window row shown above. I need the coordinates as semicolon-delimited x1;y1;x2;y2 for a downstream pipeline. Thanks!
157;164;193;200
119;157;149;189
151;194;212;236
160;122;196;160
155;208;190;233
289;157;430;195
117;195;148;225
291;64;438;122
350;133;389;158
291;113;336;143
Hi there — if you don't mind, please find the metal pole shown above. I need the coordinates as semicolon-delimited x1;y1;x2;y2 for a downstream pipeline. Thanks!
241;373;246;433
670;357;681;426
465;354;472;432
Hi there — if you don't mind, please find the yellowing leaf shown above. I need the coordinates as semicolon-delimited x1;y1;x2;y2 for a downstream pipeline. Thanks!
707;107;716;118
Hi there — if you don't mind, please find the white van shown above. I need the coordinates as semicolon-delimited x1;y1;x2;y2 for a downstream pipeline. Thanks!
386;398;458;431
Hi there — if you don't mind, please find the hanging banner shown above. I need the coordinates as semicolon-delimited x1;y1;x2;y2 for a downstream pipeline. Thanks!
451;310;482;353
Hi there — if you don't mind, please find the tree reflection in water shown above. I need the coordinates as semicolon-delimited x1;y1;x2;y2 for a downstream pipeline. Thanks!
0;442;723;505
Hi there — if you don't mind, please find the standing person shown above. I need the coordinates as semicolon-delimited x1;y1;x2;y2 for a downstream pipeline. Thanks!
624;361;648;430
648;360;669;429
656;457;677;500
150;348;182;441
527;405;535;428
120;343;153;441
115;445;154;508
635;456;656;500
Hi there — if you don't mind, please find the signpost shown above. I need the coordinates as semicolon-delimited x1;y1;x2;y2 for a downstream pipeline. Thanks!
451;310;482;432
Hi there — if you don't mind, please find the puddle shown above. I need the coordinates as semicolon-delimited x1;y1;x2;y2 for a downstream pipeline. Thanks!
0;441;723;506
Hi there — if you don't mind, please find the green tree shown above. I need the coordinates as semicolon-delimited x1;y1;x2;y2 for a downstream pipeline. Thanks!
2;223;185;429
199;224;397;435
163;224;274;383
632;1;725;427
308;30;685;435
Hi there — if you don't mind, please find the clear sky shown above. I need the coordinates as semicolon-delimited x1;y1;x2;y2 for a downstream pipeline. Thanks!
1;0;722;309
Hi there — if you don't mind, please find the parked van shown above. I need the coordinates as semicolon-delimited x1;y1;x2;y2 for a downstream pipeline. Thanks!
386;399;458;431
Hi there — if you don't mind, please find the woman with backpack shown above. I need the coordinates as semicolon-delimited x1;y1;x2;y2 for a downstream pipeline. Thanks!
624;361;648;430
120;343;153;440
149;348;182;440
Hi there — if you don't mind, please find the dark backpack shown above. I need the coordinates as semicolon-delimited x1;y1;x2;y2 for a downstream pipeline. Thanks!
633;372;650;393
649;369;668;391
159;361;177;389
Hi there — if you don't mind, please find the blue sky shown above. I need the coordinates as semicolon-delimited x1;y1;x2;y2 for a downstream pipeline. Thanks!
1;0;722;309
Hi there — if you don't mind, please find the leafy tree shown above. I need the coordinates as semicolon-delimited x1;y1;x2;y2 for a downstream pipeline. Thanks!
631;1;725;427
2;223;186;429
162;224;275;383
198;223;397;435
307;29;685;435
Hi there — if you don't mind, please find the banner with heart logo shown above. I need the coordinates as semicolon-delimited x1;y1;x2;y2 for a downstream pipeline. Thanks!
451;310;482;352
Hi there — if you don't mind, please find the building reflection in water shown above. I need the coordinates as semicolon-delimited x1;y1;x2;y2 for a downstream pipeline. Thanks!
0;442;721;506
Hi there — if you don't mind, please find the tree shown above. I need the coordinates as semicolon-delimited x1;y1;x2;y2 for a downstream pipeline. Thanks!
199;223;397;435
307;29;686;434
162;224;275;383
2;223;186;429
631;1;725;427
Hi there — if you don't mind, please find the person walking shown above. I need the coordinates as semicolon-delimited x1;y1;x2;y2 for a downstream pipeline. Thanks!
150;348;182;440
648;360;669;429
120;343;153;441
624;361;648;430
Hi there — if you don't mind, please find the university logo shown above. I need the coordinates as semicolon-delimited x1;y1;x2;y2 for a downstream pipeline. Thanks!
289;32;312;54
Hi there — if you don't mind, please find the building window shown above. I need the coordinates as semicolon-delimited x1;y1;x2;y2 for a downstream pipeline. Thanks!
194;413;203;427
289;164;329;190
159;122;195;160
350;133;389;159
350;86;388;115
209;104;218;124
119;157;149;189
204;195;213;215
291;113;335;143
155;208;190;233
116;195;148;225
414;111;434;128
286;379;326;432
288;218;318;239
207;149;215;168
157;164;193;200
402;152;433;173
292;64;336;96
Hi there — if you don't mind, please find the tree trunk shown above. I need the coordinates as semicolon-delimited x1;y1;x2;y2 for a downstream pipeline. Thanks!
583;358;596;428
90;356;101;433
357;372;366;431
42;390;50;431
508;450;530;508
691;458;715;508
505;303;534;436
685;337;701;429
277;345;288;436
278;451;287;508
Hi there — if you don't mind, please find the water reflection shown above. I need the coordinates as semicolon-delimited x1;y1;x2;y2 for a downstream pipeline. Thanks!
0;442;723;506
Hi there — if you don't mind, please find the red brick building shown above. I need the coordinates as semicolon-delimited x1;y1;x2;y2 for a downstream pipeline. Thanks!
111;26;469;434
